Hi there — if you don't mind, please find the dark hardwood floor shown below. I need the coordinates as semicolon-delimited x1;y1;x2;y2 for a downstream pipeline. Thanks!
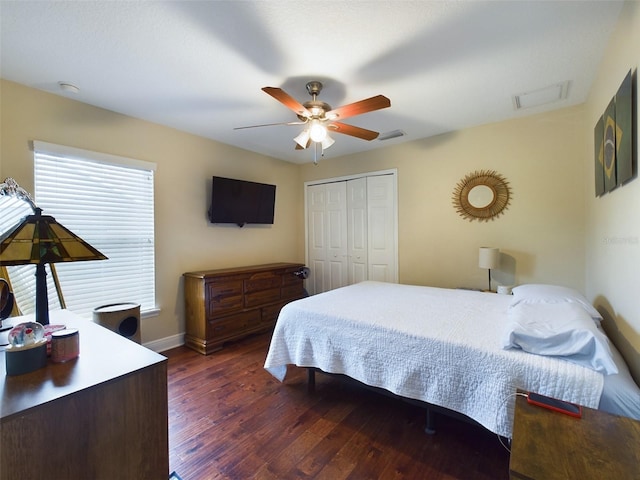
165;332;511;480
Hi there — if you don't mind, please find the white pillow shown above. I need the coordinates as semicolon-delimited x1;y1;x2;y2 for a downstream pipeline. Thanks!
511;284;602;322
598;339;640;420
502;301;618;374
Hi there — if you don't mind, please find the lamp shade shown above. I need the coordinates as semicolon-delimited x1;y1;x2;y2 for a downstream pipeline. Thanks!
478;247;499;269
294;129;311;149
0;208;107;265
0;207;107;326
321;135;335;150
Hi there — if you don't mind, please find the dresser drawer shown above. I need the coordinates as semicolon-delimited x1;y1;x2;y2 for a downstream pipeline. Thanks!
244;274;282;293
207;280;243;316
245;287;281;308
208;310;261;341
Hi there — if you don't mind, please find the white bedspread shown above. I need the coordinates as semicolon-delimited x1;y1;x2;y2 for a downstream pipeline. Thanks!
264;281;604;437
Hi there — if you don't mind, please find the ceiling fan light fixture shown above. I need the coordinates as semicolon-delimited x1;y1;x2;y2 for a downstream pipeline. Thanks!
309;121;327;142
321;135;335;150
294;130;310;148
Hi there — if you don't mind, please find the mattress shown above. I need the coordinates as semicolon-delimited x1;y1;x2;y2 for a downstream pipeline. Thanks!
264;281;604;438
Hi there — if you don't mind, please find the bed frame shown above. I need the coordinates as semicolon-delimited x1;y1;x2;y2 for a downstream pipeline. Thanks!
306;367;488;435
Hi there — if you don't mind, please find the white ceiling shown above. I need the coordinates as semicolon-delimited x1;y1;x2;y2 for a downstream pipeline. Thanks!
0;1;624;164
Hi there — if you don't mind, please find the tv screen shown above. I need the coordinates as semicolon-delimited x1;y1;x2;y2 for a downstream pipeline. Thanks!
209;176;276;226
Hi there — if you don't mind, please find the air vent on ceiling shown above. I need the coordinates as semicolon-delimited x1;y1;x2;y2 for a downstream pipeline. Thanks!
513;81;569;110
378;129;406;141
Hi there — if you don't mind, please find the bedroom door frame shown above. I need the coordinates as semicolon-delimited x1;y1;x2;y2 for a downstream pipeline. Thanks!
304;168;398;295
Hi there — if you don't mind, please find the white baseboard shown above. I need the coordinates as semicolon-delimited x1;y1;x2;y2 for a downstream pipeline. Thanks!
143;333;184;353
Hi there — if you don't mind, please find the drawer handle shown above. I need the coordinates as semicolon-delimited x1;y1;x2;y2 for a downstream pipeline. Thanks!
213;325;225;333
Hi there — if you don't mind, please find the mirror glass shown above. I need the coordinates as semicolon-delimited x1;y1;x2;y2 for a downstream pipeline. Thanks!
467;185;495;208
0;195;32;233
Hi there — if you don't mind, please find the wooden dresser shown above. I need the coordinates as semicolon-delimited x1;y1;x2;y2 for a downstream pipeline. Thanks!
183;262;306;355
0;310;169;479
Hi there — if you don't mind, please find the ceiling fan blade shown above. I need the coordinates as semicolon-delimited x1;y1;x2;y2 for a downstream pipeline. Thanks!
328;122;380;141
234;121;306;130
262;87;312;118
326;95;390;121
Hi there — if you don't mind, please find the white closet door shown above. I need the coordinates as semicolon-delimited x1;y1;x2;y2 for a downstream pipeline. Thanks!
347;177;368;284
306;184;326;296
367;175;397;283
306;171;397;295
307;182;348;295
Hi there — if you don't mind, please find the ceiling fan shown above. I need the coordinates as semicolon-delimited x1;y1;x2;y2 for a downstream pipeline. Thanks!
235;81;391;163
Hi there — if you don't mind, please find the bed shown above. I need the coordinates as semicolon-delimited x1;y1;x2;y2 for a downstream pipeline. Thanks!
264;281;640;438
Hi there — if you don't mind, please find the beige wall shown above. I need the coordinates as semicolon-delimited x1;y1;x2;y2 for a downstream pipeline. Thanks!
0;80;304;344
301;106;587;293
584;0;640;380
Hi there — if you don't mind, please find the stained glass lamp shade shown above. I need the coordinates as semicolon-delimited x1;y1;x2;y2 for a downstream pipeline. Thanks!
0;208;107;325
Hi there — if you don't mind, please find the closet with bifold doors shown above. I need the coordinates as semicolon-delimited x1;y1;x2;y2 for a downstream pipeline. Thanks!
305;170;398;296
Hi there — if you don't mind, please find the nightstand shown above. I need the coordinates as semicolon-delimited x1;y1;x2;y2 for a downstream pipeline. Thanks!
509;390;640;479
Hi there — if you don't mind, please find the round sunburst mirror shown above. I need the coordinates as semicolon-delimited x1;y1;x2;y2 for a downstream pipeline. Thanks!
452;170;512;222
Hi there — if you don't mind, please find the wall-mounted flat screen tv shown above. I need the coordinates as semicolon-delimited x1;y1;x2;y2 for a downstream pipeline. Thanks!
209;176;276;227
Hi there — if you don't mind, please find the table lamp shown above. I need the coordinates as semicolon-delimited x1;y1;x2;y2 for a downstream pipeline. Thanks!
0;207;107;325
478;247;500;292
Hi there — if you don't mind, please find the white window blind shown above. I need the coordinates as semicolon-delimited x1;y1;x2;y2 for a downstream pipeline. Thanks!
31;141;157;319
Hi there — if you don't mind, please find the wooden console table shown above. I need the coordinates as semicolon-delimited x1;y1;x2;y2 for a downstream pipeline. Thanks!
509;390;640;479
183;262;306;355
0;310;169;479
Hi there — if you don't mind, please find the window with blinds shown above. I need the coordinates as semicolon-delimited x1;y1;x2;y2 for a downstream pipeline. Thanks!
29;141;157;319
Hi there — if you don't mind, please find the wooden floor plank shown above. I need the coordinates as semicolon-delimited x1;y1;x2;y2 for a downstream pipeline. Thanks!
166;332;510;479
